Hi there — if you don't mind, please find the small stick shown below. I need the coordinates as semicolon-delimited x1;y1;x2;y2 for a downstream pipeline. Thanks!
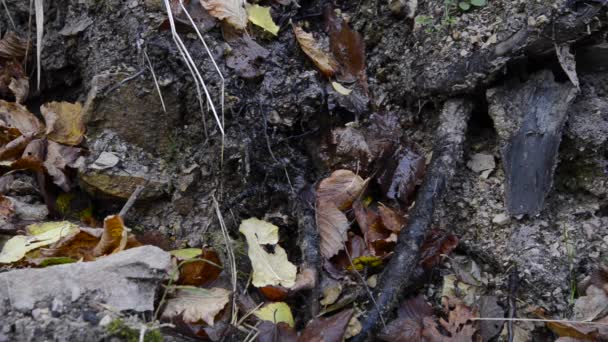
119;184;145;218
507;267;519;342
352;99;473;341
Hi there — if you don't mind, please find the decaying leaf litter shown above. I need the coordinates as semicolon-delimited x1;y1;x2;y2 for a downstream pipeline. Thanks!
2;0;608;341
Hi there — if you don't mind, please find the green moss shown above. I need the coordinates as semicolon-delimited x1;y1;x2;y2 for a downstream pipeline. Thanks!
106;319;163;342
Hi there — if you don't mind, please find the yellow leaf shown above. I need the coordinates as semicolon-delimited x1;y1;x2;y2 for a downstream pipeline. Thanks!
170;248;203;260
0;221;79;263
254;302;295;327
93;215;127;256
331;81;352;96
246;3;279;36
239;218;297;288
41;101;85;146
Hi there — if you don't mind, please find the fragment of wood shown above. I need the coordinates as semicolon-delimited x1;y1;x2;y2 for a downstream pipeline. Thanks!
119;184;145;218
487;70;577;216
352;99;472;341
295;184;321;319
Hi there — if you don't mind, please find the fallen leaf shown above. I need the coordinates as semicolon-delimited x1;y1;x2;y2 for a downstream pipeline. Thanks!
0;100;43;135
376;146;426;206
320;279;342;306
293;24;338;78
422;302;479;341
246;3;279;36
200;0;247;31
162;286;231;326
0;221;79;263
238;218;297;288
254;302;295;327
257;321;298;342
324;127;373;173
44;140;83;191
9;77;29;104
378;205;405;233
259;285;289;301
317;201;350;259
299;309;353;342
28;256;77;267
0;131;33;161
331;81;352;95
175;248;223;286
41;101;85;146
379;296;434;342
41;227;101;261
420;229;459;270
0;194;15;226
325;8;366;86
0;31;28;60
573;285;608;322
171;248;203;259
93;215;127;256
317;170;367;210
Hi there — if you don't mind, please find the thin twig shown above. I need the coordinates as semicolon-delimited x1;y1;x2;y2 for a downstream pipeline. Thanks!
143;49;167;113
473;317;608;326
103;69;145;96
1;0;16;31
119;184;145;218
213;196;238;325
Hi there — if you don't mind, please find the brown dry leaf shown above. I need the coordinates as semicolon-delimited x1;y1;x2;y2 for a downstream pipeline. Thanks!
9;77;29;104
0;32;28;60
420;229;459;270
44;140;83;191
378;205;405;233
259;285;289;302
377;146;426;207
323;126;374;173
299;309;354;342
0;195;15;226
200;0;247;31
41;227;101;261
422;303;479;342
41;101;85;146
316;200;350;259
257;321;298;342
293;24;338;78
0;100;43;136
93;215;127;256
161;286;231;326
176;248;223;286
11;139;46;172
325;8;366;86
317;170;367;210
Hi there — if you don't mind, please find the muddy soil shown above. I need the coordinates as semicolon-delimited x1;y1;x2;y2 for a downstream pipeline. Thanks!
1;0;608;340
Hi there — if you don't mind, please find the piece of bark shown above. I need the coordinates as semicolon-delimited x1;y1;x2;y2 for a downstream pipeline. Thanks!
487;70;577;216
352;99;472;341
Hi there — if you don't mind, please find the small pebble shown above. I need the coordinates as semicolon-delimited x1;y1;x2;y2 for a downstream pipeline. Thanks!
492;213;511;226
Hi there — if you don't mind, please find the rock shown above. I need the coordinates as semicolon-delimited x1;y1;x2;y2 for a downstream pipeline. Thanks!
466;153;495;173
10;197;49;221
0;246;171;313
90;152;120;170
492;213;510;226
78;131;170;200
82;72;181;155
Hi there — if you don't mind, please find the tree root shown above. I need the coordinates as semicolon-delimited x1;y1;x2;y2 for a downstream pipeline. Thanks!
352;98;473;341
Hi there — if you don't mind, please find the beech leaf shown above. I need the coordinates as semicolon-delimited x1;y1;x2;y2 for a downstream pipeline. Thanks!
317;169;367;210
200;0;247;31
0;99;43;136
246;3;279;36
293;24;338;78
316;200;350;259
41;101;85;146
299;309;354;342
239;218;297;288
161;286;231;326
254;302;295;327
0;221;79;263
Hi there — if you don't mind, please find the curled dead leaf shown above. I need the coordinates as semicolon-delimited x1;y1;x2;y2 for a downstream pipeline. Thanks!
93;215;127;256
162;286;231;326
293;24;338;78
0;32;29;60
300;309;354;342
0;100;43;136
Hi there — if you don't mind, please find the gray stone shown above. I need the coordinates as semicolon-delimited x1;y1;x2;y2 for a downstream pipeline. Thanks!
467;153;495;173
0;246;171;313
492;213;511;226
